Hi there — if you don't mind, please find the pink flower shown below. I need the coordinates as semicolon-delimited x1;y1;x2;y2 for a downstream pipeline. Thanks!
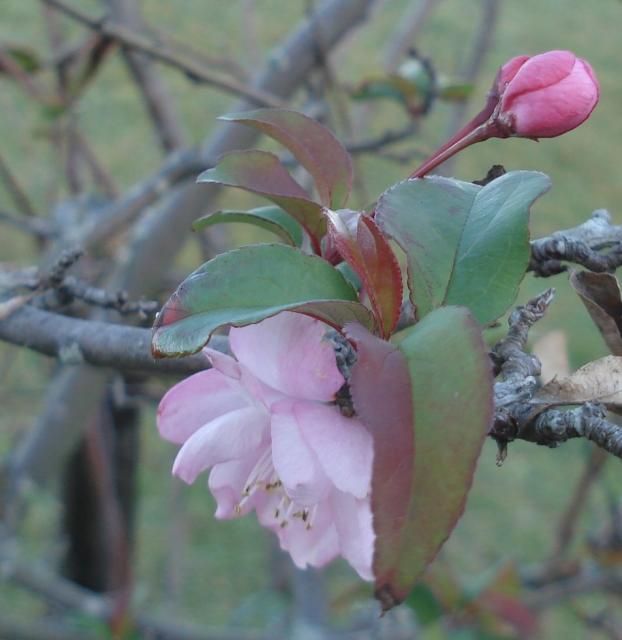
157;312;374;579
410;50;599;177
496;51;599;138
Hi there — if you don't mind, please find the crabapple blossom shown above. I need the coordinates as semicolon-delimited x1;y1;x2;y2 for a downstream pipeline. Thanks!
157;312;374;579
411;50;599;177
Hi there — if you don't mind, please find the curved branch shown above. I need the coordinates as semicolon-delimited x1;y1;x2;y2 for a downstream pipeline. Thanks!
0;305;219;376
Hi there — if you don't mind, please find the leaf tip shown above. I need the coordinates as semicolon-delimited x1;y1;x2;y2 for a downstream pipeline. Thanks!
375;584;403;614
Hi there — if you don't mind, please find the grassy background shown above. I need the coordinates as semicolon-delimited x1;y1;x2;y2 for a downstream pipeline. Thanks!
1;0;622;637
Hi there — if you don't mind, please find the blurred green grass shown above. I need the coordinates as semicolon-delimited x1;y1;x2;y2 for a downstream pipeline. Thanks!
1;0;622;636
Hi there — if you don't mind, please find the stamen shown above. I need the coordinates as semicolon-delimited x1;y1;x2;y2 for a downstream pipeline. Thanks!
242;449;273;497
305;504;318;530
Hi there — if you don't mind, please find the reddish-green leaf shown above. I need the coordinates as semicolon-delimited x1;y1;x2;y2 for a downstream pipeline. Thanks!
346;322;414;611
327;209;402;338
197;150;325;251
349;307;493;610
152;244;374;357
221;109;353;208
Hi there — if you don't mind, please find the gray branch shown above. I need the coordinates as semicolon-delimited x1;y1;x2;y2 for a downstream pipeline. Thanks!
0;304;219;376
491;290;622;460
530;209;622;276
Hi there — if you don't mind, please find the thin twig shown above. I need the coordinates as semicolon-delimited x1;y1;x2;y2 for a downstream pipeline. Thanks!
0;152;38;217
551;447;609;558
106;0;186;152
383;0;444;72
38;0;287;108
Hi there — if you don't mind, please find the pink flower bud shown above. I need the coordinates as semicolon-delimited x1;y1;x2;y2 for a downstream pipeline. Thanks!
496;50;599;138
410;50;599;178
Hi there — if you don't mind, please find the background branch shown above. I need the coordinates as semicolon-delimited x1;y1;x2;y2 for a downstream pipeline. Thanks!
38;0;288;109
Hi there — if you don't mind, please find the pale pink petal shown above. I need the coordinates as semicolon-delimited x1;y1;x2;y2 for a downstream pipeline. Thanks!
276;502;340;570
331;492;374;580
229;312;344;402
271;402;332;505
172;406;269;484
295;402;373;499
209;453;265;518
204;347;241;379
502;50;576;102
239;365;286;410
254;491;283;531
157;369;249;444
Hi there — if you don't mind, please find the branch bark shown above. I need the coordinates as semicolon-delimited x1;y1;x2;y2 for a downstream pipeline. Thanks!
0;304;220;375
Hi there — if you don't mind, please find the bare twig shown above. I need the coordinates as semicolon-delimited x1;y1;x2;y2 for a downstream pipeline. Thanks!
0;210;54;239
0;618;98;640
552;447;609;558
0;152;38;217
0;553;271;640
38;0;288;109
106;0;185;152
530;209;622;276
383;0;444;72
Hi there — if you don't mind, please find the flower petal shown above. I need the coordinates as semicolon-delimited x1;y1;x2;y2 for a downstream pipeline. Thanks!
157;369;249;444
209;453;264;518
331;491;374;580
172;406;269;484
204;347;241;379
229;312;344;402
277;502;340;570
502;50;576;103
295;402;373;499
507;60;599;137
271;401;332;505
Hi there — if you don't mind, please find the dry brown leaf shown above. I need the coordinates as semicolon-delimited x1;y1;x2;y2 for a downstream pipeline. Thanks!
532;355;622;415
532;330;570;383
570;271;622;355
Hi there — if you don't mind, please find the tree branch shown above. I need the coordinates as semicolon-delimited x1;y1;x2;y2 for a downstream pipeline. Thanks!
530;209;622;276
490;289;622;460
0;304;219;376
38;0;287;109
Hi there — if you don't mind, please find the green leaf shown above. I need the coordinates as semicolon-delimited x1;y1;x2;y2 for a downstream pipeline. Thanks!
406;584;444;625
0;43;42;73
193;206;303;246
349;307;493;609
220;109;353;208
197;149;326;251
437;81;474;102
376;171;551;324
152;244;374;357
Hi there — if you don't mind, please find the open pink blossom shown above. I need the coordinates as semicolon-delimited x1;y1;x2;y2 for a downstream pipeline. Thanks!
157;312;374;579
410;50;599;177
